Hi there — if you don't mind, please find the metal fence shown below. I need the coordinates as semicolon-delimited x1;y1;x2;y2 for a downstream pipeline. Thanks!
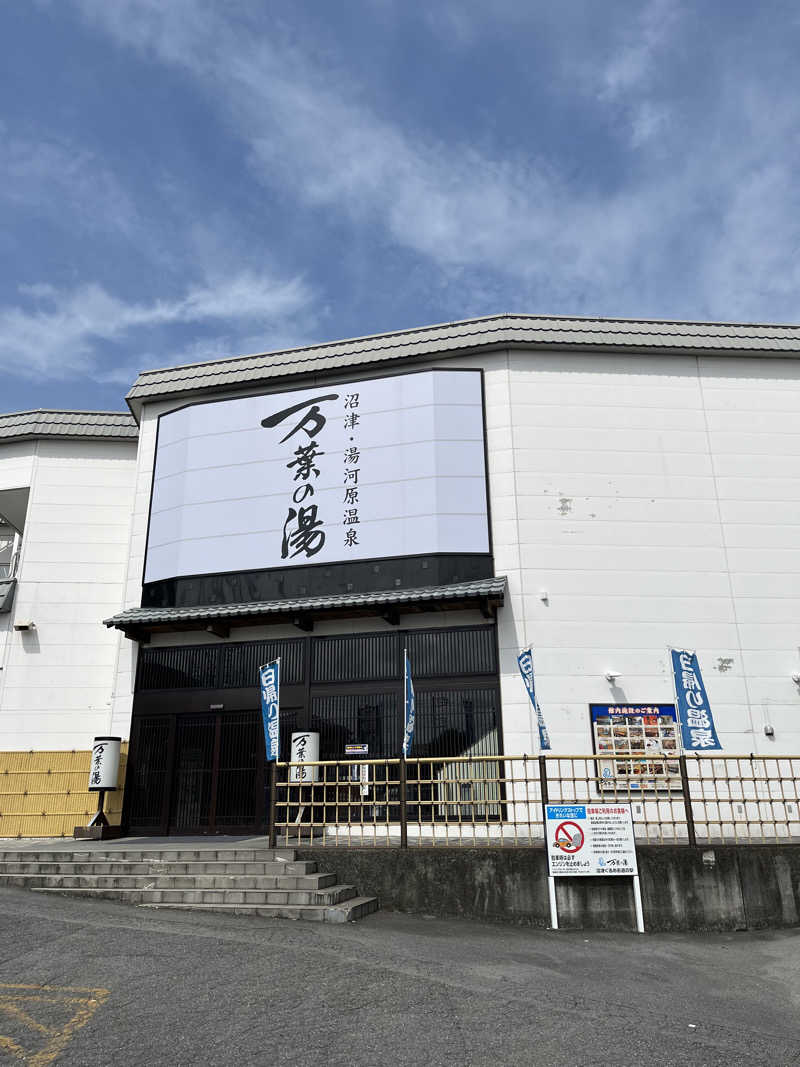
268;753;800;848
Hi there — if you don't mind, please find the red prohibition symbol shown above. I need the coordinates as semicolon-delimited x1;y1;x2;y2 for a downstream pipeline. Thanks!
554;821;585;853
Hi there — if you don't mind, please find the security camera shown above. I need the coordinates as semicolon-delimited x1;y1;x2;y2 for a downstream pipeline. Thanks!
604;671;619;683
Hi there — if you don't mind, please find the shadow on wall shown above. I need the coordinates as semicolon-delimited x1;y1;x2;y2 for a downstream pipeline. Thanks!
18;627;41;654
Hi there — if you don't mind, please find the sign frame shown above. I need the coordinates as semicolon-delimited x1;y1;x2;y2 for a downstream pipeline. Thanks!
589;703;682;793
142;367;492;588
544;802;644;933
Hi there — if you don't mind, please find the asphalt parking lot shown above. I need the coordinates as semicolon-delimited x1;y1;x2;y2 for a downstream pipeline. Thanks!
0;886;797;1066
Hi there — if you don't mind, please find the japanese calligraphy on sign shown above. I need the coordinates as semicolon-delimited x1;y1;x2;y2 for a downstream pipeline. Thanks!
342;391;360;549
145;370;490;582
670;649;722;751
261;392;339;560
290;731;320;783
87;737;121;791
259;659;280;761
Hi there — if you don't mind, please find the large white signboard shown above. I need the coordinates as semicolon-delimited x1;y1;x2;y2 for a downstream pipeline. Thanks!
545;803;638;877
145;369;489;583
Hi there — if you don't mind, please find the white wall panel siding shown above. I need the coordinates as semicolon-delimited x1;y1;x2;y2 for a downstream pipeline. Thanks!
0;437;137;750
496;348;800;755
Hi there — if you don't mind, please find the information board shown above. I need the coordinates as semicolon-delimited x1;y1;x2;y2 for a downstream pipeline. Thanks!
590;704;680;790
545;803;638;877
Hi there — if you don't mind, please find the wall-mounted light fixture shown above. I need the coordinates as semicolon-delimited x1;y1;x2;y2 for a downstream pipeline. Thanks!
13;620;34;632
791;673;800;685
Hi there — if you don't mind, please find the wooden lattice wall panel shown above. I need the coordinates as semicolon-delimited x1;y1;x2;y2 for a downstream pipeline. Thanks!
0;748;127;837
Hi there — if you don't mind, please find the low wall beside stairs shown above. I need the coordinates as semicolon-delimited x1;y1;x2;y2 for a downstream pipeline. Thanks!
0;749;127;837
300;845;800;932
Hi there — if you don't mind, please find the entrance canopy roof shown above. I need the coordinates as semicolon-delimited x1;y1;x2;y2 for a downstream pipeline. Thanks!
104;576;507;641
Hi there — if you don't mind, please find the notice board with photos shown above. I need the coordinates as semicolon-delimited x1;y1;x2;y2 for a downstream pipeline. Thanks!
590;704;681;791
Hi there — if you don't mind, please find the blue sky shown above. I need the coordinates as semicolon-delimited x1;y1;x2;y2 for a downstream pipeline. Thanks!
2;0;799;413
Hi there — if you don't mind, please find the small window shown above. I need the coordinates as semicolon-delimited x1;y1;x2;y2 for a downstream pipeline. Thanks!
0;524;19;579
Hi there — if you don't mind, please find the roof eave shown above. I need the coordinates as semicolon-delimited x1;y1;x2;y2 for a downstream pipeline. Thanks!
125;329;800;417
104;579;507;639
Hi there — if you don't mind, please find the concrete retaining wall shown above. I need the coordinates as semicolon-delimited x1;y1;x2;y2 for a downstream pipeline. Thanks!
302;845;800;932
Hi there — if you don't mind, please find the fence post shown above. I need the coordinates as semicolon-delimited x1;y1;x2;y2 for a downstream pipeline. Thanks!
268;760;277;849
399;758;408;849
538;754;549;839
679;754;697;848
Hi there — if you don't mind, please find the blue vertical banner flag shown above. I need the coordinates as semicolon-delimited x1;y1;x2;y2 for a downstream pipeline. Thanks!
402;648;415;758
259;659;280;761
517;649;551;751
670;649;722;751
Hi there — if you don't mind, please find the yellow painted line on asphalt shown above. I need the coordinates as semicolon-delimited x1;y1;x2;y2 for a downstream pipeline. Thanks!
0;1035;27;1062
0;1002;56;1036
0;983;109;1066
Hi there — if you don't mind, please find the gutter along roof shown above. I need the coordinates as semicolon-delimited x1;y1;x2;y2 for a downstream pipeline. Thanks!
104;576;507;638
126;312;800;416
0;410;138;442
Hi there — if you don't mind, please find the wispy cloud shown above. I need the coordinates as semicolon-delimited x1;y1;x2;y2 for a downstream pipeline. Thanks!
70;1;800;324
0;272;315;382
599;0;681;101
1;127;142;241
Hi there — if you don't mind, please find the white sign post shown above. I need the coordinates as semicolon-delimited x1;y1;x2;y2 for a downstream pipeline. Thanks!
289;731;320;783
545;803;644;933
88;737;121;793
289;731;320;828
75;736;123;840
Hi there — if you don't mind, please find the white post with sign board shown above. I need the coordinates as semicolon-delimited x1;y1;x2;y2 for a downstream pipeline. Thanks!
289;732;320;783
290;732;320;826
545;803;644;934
75;736;122;839
345;744;370;797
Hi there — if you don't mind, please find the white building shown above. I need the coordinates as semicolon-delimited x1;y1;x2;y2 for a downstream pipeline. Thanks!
0;410;138;750
98;314;800;835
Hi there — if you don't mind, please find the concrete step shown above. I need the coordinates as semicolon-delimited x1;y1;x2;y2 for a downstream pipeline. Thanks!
0;849;298;864
0;872;336;891
138;897;380;923
0;846;379;923
31;884;359;906
0;859;318;876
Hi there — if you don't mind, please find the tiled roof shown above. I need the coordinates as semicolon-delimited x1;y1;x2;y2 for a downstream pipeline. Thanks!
104;576;507;630
0;410;138;442
126;312;800;411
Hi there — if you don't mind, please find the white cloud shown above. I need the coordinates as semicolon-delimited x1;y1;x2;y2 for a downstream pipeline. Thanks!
600;0;681;101
69;2;800;324
0;272;315;381
0;129;142;241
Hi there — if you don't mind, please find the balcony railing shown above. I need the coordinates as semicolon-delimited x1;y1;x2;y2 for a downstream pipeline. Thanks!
268;753;800;848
